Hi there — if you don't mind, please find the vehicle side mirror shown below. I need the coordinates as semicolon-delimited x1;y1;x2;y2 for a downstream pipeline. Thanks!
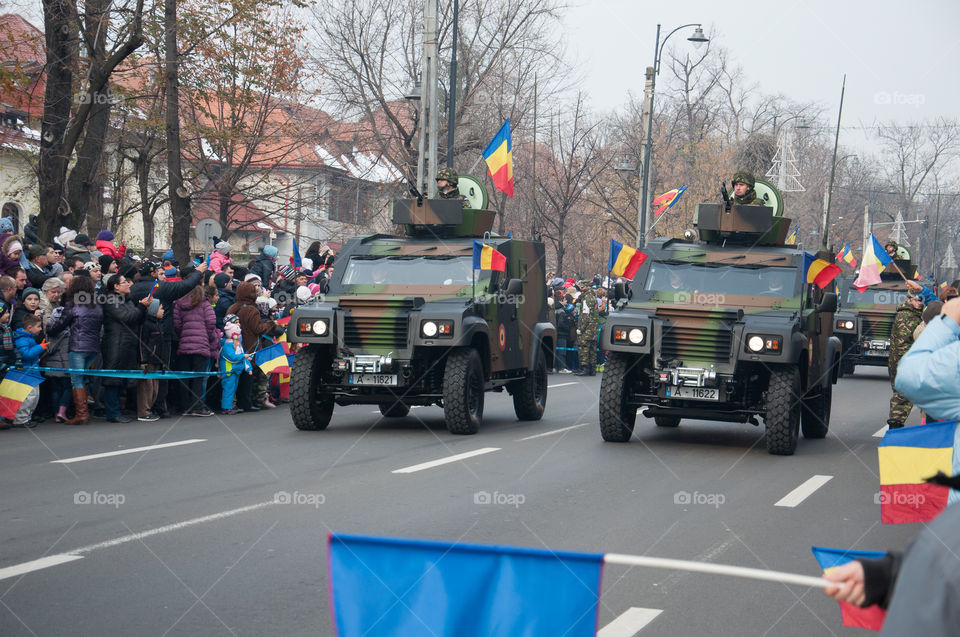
504;278;523;296
817;292;838;313
613;282;631;301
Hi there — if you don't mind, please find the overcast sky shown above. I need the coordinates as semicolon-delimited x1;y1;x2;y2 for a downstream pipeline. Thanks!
561;0;959;157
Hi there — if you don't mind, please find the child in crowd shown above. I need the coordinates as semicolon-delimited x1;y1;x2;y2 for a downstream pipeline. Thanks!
12;314;47;427
219;315;251;415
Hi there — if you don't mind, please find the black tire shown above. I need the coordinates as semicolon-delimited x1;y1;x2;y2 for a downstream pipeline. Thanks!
801;378;832;439
511;348;547;421
655;415;681;428
599;352;637;442
443;349;484;434
290;347;334;431
379;401;410;418
763;364;801;455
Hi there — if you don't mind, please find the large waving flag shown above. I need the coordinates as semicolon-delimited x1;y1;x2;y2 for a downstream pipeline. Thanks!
472;240;506;271
254;343;291;375
804;253;842;290
836;243;858;268
607;239;648;279
482;119;514;197
877;420;959;524
812;546;887;630
0;370;44;419
853;234;894;291
652;185;688;216
329;533;602;637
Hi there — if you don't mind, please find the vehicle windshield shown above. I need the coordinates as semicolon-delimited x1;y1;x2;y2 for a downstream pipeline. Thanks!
645;261;798;297
340;255;489;287
846;288;907;306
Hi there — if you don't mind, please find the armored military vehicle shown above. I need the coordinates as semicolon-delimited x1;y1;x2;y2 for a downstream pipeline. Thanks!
834;248;916;376
599;179;841;455
287;176;555;434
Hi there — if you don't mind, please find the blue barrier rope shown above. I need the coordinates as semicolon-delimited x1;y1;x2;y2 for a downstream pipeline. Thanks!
6;365;221;379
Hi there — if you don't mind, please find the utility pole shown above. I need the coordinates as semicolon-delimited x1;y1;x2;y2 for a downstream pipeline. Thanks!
416;0;440;197
445;0;459;168
531;73;538;240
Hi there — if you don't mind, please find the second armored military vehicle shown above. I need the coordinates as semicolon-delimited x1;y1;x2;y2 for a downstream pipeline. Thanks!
599;180;841;455
287;177;555;434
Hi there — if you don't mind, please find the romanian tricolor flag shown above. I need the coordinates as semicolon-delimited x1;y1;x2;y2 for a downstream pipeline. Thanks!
482;119;513;197
652;185;688;216
812;546;887;631
607;239;647;280
835;243;858;269
254;343;291;375
290;238;302;268
472;240;506;271
804;253;842;290
878;420;959;524
0;370;44;419
148;280;160;298
853;234;894;292
786;227;799;245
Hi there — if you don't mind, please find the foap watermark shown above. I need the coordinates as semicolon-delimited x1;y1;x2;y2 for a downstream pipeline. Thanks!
74;490;125;508
274;490;325;508
74;88;120;106
671;290;726;307
674;490;725;509
474;490;525;508
873;91;926;109
875;491;925;508
475;292;525;305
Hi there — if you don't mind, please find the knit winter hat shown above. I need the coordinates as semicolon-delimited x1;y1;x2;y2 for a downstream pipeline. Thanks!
56;227;78;247
262;245;278;259
5;240;22;256
243;273;261;283
301;257;313;271
96;230;114;242
0;217;14;234
22;287;40;301
213;272;231;289
98;255;114;272
224;322;242;339
215;241;232;255
296;286;312;303
164;267;178;277
75;233;92;246
223;313;240;325
277;265;295;281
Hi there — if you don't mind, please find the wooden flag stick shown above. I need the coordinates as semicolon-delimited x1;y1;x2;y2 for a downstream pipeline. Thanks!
604;553;831;588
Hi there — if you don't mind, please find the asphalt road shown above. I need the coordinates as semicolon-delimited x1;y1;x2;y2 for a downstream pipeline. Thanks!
0;365;922;636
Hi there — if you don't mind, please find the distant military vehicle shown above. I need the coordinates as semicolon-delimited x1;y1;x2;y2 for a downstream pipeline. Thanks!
287;176;555;434
599;179;841;455
834;248;917;376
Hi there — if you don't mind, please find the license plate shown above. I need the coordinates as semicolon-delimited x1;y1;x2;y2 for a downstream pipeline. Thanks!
348;374;398;386
665;386;719;401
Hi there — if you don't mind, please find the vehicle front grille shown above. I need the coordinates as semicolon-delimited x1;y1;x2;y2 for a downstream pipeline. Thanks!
339;298;412;350
860;312;894;340
656;307;738;363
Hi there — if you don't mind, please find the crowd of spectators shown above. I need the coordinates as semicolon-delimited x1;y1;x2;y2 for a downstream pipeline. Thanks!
545;273;609;375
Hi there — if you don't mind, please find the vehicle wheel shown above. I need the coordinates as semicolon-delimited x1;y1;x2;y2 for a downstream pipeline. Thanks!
599;352;637;442
443;349;484;434
763;364;801;455
511;348;547;421
655;415;681;428
290;347;334;430
801;379;832;439
379;401;410;418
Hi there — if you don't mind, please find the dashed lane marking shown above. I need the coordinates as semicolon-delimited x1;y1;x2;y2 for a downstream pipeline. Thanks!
548;382;579;388
392;448;501;474
597;607;663;637
774;475;833;508
51;439;208;464
873;425;888;438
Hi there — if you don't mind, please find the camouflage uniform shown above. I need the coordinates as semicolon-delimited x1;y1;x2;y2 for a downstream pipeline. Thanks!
576;286;600;375
436;168;470;207
732;170;761;205
887;297;923;427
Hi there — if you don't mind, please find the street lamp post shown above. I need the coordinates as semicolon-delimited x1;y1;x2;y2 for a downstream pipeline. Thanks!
637;23;707;248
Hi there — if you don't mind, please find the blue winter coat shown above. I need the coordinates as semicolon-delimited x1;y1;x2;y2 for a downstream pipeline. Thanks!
894;315;960;422
14;328;44;366
219;338;251;375
45;303;103;353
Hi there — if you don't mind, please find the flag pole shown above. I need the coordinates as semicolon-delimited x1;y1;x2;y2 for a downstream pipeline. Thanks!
603;553;831;589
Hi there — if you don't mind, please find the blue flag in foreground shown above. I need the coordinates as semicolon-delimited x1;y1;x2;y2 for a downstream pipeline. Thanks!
812;546;887;630
329;533;603;637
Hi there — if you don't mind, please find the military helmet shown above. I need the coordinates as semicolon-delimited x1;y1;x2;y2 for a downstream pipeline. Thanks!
436;167;459;186
884;239;898;251
731;170;756;188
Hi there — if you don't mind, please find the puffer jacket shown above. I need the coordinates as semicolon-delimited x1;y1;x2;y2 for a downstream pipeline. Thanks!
39;312;70;377
214;288;235;330
64;243;92;261
45;302;103;353
101;293;146;386
250;254;275;286
226;282;275;352
173;296;219;358
209;251;232;273
95;239;125;259
14;327;43;366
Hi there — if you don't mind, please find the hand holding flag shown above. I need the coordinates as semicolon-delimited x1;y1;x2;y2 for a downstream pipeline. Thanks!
853;234;894;291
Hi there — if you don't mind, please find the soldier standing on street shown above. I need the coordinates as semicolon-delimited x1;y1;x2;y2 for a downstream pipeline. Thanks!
731;171;762;205
576;282;599;376
887;288;924;428
436;168;471;207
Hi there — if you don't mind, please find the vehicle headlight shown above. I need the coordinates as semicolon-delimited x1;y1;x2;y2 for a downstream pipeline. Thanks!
745;334;782;354
420;320;453;338
628;328;644;344
613;326;646;346
421;320;438;337
747;335;765;352
313;319;328;336
843;320;854;330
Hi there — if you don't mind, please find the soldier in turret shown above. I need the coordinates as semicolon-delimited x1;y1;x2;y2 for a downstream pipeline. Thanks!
436;168;471;207
731;170;762;205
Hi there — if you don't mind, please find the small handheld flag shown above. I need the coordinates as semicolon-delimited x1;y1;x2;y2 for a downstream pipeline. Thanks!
786;227;799;244
853;234;894;291
652;185;688;216
804;253;842;290
148;281;160;298
254;343;291;375
472;240;506;271
482;119;514;197
607;239;647;279
0;370;44;419
812;546;887;630
835;243;858;269
290;238;302;268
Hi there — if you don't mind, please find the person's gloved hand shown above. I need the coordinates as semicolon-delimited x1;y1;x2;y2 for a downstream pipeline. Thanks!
40;339;49;350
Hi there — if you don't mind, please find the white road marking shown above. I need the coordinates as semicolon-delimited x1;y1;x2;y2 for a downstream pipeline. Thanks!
51;439;208;464
392;448;501;474
0;500;276;581
518;423;590;441
873;425;888;438
548;382;578;388
597;607;663;637
0;555;85;582
774;475;833;508
370;406;426;414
